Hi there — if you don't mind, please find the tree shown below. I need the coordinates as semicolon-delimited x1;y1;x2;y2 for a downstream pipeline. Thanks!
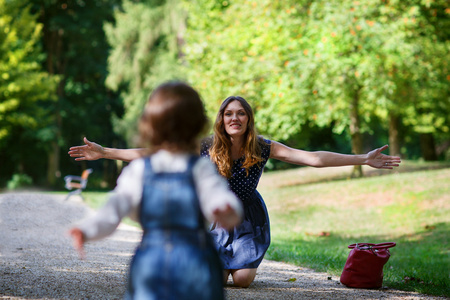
290;0;448;173
105;0;187;144
32;0;123;187
184;0;311;139
290;1;408;176
0;0;58;185
183;0;449;175
397;0;450;160
107;0;448;170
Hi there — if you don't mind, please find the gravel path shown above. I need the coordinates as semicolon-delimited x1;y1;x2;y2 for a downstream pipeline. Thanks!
0;193;446;300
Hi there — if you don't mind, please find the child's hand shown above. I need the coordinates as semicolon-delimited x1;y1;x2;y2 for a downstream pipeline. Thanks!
213;204;241;230
68;228;86;260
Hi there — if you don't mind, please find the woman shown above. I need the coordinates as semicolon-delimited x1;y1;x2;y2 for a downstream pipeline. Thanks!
69;96;401;287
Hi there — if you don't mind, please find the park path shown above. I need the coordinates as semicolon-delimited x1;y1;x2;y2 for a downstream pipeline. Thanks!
0;193;446;300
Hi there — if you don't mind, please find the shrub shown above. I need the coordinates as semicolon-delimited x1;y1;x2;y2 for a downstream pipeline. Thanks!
7;174;33;190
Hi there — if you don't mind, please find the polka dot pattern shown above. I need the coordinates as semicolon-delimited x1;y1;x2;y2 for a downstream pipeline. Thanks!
200;136;271;201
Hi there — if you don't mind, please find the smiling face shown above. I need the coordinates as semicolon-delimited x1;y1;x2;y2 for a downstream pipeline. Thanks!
223;100;249;138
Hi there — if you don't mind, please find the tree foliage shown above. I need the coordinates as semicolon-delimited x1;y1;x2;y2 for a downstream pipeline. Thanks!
31;0;123;186
184;0;310;141
184;0;449;165
288;0;449;168
105;0;187;144
0;0;58;182
1;0;448;188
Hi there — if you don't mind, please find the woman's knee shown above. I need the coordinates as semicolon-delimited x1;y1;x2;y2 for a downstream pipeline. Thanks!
231;269;257;288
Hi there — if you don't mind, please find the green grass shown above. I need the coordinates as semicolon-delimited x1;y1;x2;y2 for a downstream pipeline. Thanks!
259;162;449;297
78;160;449;297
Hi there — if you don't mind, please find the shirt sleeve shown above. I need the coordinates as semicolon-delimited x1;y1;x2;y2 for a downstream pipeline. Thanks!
193;157;243;223
76;159;144;242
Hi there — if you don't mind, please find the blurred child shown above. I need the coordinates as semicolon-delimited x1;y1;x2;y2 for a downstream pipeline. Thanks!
69;81;243;300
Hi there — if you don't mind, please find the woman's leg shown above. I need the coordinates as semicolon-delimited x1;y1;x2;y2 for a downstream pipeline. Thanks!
230;268;257;288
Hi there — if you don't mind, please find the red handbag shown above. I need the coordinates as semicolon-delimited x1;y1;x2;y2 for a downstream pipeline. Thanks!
340;242;396;288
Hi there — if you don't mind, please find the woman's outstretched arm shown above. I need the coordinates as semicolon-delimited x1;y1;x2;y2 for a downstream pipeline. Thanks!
270;142;401;169
68;137;146;162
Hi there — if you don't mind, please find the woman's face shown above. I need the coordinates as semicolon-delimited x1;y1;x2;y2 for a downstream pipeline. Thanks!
223;100;249;138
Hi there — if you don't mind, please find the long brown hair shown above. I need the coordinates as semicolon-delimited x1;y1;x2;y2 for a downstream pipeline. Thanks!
210;96;265;178
139;81;208;154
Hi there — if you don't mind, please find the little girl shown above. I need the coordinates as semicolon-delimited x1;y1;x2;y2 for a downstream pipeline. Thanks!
69;81;243;300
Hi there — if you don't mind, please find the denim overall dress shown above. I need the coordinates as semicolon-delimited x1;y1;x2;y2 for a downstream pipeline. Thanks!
125;156;224;300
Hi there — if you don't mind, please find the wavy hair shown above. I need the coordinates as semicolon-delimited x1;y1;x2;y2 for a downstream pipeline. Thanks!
210;96;265;178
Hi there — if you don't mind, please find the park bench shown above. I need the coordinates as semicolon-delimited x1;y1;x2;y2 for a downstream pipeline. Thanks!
64;168;93;201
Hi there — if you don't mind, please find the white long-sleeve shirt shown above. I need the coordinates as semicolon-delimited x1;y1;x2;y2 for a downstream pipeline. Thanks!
77;150;243;242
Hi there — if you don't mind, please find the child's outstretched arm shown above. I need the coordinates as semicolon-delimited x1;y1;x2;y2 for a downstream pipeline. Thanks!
195;158;243;228
67;159;143;259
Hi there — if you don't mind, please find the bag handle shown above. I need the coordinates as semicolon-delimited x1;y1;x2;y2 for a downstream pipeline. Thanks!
348;242;396;250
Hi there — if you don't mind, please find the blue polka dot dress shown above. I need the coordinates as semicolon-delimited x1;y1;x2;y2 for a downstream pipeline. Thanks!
201;137;271;269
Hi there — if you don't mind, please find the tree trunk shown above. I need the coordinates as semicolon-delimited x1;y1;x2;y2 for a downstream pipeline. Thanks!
388;113;401;157
44;24;66;186
420;133;438;161
349;89;363;178
47;141;60;185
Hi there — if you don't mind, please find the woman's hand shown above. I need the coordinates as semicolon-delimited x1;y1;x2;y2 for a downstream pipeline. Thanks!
68;137;104;161
68;227;86;260
213;204;242;230
366;145;401;169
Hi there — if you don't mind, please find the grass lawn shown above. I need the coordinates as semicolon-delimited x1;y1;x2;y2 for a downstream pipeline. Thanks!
259;161;449;297
78;160;449;297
